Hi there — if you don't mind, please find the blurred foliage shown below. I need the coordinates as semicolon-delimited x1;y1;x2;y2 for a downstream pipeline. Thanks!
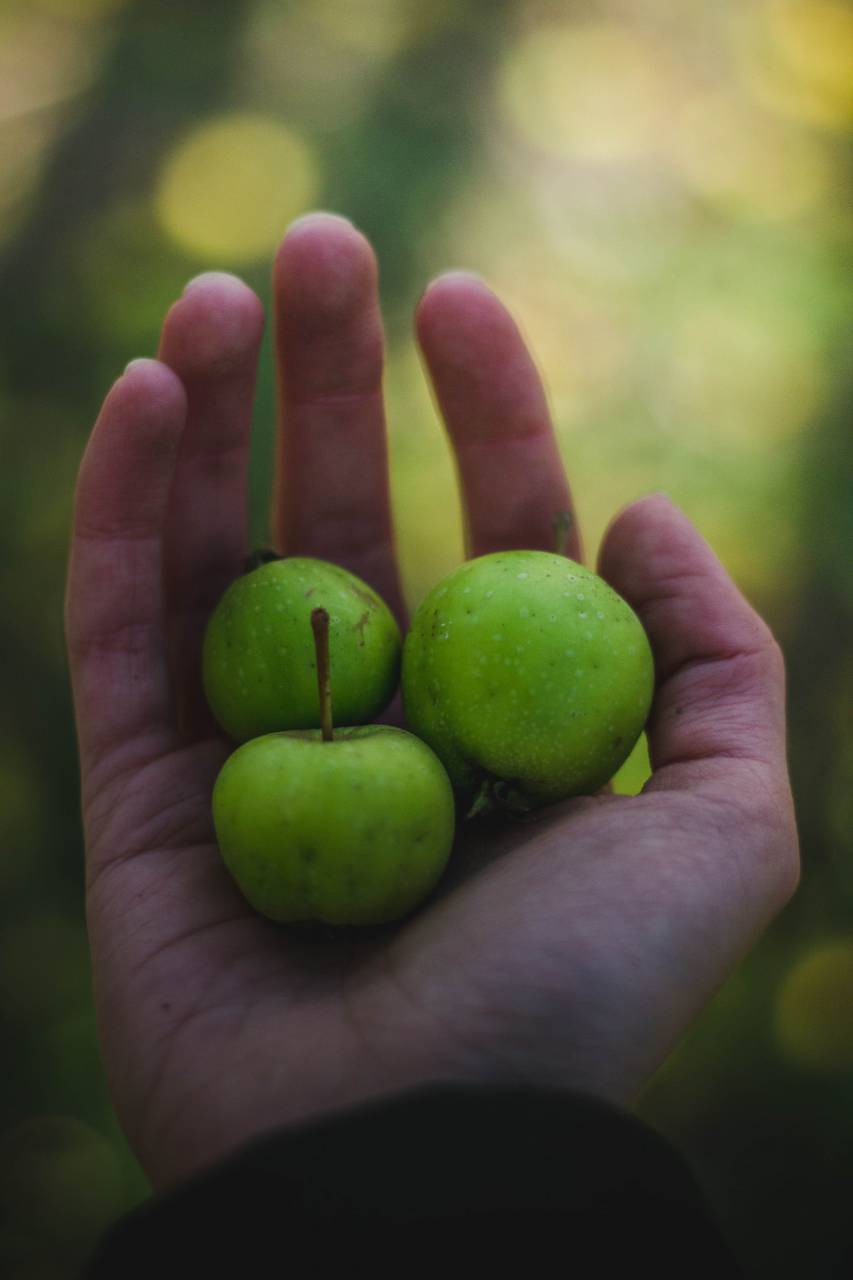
0;0;851;1275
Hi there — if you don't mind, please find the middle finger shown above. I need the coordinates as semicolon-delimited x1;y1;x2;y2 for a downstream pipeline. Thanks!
272;213;406;624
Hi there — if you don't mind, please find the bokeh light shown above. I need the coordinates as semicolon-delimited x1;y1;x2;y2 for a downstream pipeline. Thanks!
735;0;853;130
775;942;853;1073
0;4;107;119
656;296;826;445
0;5;107;246
673;91;834;222
237;0;429;128
155;113;319;263
499;21;680;163
302;0;417;57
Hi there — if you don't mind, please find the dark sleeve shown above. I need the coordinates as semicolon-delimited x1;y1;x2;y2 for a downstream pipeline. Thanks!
82;1085;742;1276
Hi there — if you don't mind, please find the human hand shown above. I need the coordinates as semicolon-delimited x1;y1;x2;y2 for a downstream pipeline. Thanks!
65;213;799;1191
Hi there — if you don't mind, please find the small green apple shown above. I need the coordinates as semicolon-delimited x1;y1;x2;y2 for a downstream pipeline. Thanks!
402;550;654;812
203;555;400;742
211;607;455;926
212;724;455;925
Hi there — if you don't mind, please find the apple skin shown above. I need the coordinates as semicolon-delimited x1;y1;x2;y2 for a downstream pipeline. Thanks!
401;551;654;811
203;557;401;742
211;726;455;926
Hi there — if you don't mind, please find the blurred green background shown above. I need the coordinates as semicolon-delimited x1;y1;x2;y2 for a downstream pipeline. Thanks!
0;0;851;1274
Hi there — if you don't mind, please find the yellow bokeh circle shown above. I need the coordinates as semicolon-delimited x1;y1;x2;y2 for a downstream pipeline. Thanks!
499;22;677;162
736;0;853;130
775;941;853;1073
155;114;319;263
768;0;853;122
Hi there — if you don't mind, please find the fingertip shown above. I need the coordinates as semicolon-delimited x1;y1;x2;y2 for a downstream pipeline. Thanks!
114;357;188;422
418;269;489;305
274;211;378;319
182;269;250;298
412;265;571;559
598;492;770;665
416;277;535;404
598;493;695;595
604;489;681;532
415;271;499;343
77;360;188;539
284;210;355;237
161;275;265;378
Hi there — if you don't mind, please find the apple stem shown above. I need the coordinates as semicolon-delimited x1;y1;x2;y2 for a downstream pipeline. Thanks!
244;547;282;573
552;509;573;557
311;607;334;742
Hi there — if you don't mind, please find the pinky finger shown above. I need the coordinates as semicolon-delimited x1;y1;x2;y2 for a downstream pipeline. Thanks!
65;360;186;788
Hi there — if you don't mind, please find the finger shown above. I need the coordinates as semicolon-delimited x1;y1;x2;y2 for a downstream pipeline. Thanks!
157;272;265;738
65;360;187;783
415;273;579;561
272;212;406;622
598;495;790;801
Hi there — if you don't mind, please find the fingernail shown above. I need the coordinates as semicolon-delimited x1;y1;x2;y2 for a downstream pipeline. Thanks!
124;357;154;374
438;269;486;283
434;269;487;290
183;270;245;296
284;210;355;235
417;270;488;309
420;269;487;300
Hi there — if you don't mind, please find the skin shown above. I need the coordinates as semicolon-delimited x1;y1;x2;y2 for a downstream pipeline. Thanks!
65;213;799;1192
402;550;654;807
212;727;455;926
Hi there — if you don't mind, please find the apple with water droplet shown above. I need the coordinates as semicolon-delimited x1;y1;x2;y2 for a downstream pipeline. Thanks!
401;551;654;813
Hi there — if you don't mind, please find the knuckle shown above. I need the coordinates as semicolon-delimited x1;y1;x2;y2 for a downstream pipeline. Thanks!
732;624;785;697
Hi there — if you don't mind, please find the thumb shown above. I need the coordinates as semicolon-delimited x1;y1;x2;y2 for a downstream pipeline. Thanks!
598;495;790;808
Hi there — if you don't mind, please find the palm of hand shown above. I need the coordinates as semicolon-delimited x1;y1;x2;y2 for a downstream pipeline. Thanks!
67;217;797;1190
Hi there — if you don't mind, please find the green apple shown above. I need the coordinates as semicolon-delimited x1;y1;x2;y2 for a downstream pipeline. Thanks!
212;726;455;925
203;556;400;741
211;607;455;926
402;550;654;812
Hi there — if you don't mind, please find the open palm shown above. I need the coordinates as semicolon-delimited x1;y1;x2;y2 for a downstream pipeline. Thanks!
65;215;798;1191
